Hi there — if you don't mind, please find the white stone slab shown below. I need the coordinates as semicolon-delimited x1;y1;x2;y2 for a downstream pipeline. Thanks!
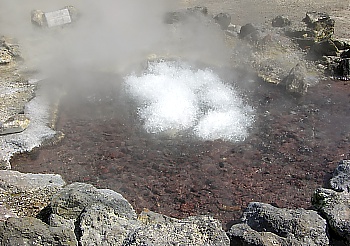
45;8;71;28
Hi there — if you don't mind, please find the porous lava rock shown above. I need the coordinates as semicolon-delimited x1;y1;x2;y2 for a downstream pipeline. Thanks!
0;217;77;246
312;188;350;243
0;170;65;218
227;202;329;246
283;63;309;95
330;160;350;192
40;182;229;245
272;15;291;27
214;12;231;30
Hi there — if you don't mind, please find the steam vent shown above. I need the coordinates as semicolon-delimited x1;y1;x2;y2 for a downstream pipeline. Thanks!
0;1;349;245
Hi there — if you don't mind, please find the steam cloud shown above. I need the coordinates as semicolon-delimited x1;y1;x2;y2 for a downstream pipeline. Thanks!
125;60;254;141
1;0;255;142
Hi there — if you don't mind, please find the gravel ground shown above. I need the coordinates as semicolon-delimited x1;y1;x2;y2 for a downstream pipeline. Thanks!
181;0;350;39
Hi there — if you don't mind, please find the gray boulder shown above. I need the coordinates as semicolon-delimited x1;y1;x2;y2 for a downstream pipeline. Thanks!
214;13;231;30
0;170;65;218
46;183;138;245
239;23;258;40
312;188;350;243
124;210;230;246
43;182;229;245
228;202;329;246
330;160;350;192
283;63;309;95
272;15;291;27
303;12;335;41
79;203;141;246
0;216;77;246
48;182;136;223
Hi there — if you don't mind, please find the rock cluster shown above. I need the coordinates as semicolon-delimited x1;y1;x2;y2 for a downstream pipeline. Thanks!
188;9;350;93
1;5;350;246
1;160;350;245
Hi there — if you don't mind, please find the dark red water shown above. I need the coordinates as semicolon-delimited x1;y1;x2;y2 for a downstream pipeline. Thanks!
11;72;350;229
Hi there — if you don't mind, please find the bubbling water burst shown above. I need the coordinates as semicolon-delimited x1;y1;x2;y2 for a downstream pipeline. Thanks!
124;60;254;141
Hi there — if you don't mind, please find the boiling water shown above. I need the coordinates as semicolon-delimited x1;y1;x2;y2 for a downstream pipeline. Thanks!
124;60;254;141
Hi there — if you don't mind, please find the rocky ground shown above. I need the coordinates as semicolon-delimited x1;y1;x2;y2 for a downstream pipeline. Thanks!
1;0;350;245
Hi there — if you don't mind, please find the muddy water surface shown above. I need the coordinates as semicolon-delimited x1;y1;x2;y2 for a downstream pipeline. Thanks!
11;72;350;229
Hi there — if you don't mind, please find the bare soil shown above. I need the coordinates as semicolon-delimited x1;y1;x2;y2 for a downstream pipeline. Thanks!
182;0;350;39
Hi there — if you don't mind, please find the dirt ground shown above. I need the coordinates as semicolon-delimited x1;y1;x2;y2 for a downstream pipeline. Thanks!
181;0;350;39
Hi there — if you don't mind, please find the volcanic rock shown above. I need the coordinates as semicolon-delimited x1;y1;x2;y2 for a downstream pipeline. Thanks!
239;23;258;40
0;170;65;219
164;6;208;24
40;182;229;245
283;63;309;95
272;15;291;27
214;12;231;30
340;49;350;58
312;188;350;243
0;48;12;64
303;11;335;41
310;39;339;58
0;114;30;136
125;211;230;245
330;160;350;192
0;217;77;246
336;58;350;80
227;202;329;246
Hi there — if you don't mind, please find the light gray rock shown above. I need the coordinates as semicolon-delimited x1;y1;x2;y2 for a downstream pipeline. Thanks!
0;216;77;246
47;183;138;245
229;223;290;245
272;15;291;27
312;188;350;243
79;204;141;246
49;183;136;221
44;183;229;245
227;202;329;246
0;170;65;218
330;160;350;192
214;13;231;30
124;211;230;246
0;170;65;193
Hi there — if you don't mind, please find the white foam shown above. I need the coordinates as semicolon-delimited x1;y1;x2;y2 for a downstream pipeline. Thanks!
124;60;254;141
